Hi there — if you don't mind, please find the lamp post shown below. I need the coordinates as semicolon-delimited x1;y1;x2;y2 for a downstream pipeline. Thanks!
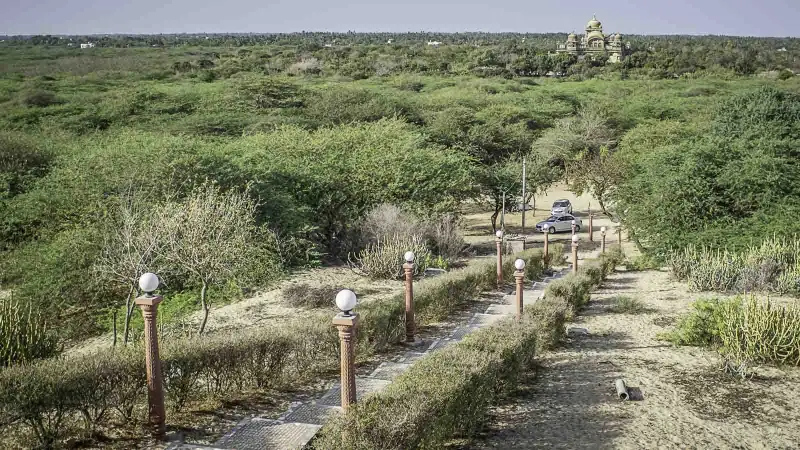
589;213;594;242
601;226;607;254
403;251;416;343
495;230;504;286
571;234;579;274
136;273;166;440
571;219;576;236
514;259;525;320
542;223;550;261
333;290;358;410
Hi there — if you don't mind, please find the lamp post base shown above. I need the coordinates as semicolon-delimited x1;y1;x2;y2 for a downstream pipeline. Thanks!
401;337;426;348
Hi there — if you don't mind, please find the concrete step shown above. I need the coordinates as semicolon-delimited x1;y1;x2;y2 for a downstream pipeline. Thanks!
369;361;411;381
471;312;506;328
485;303;516;315
278;402;342;425
215;418;321;450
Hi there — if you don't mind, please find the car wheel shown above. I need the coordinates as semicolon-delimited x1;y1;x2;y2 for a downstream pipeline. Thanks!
548;227;556;234
574;225;581;233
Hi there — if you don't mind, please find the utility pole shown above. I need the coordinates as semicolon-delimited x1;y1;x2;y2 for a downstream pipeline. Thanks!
521;157;526;235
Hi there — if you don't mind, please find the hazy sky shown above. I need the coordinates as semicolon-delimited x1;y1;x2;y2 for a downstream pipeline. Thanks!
2;0;799;36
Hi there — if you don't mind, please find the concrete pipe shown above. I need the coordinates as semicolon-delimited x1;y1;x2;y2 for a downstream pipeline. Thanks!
615;379;629;401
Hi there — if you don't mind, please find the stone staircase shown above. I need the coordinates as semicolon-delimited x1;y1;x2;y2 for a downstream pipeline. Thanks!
168;268;567;450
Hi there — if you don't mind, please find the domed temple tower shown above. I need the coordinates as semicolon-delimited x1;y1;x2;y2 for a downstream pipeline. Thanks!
555;15;626;63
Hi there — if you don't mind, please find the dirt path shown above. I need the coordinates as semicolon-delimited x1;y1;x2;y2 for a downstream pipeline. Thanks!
469;268;800;449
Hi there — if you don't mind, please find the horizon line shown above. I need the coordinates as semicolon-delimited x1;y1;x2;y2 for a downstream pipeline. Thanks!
2;31;799;39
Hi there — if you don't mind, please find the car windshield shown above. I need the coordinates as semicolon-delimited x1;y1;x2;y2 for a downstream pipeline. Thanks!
553;201;569;207
544;216;559;222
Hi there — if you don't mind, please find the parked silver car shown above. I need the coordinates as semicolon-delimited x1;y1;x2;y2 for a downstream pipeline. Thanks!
535;214;582;233
551;199;573;216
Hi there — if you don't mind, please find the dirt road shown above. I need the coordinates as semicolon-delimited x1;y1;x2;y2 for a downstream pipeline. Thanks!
469;269;800;449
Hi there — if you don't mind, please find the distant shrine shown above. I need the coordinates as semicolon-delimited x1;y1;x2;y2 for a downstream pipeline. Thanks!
555;15;627;63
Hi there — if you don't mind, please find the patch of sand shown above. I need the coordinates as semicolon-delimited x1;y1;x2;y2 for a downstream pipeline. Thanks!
470;269;800;449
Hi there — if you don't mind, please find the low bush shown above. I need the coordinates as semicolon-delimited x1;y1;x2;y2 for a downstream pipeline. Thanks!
663;295;800;376
0;248;548;448
660;298;723;347
21;90;62;108
609;295;646;314
313;315;538;450
667;236;800;294
545;273;593;315
352;234;431;279
545;242;566;267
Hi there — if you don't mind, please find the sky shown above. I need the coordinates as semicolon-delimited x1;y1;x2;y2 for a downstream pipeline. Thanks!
2;0;799;37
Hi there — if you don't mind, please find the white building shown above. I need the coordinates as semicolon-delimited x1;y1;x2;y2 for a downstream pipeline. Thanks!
80;42;95;49
427;40;442;47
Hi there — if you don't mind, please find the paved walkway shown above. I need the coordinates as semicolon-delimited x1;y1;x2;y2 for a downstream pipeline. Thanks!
168;268;568;450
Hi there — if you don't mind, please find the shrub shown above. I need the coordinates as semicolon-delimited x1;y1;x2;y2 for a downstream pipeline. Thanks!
21;90;62;108
667;237;800;294
526;296;569;351
660;297;724;346
282;283;345;309
545;272;593;313
546;242;566;266
609;295;646;314
0;295;59;367
360;204;424;248
428;213;465;261
353;233;430;279
717;295;800;368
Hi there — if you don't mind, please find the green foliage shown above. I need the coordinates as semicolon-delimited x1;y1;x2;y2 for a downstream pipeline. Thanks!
624;254;661;271
616;87;800;255
0;295;59;367
667;236;800;294
661;298;724;346
313;316;538;450
353;234;431;280
664;295;800;376
0;132;52;201
0;249;549;448
21;90;62;108
609;295;646;314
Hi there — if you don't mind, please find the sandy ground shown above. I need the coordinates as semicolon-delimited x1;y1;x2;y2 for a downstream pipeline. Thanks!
468;268;800;449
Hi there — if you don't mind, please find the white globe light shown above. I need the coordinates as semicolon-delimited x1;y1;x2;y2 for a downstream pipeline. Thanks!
542;223;549;230
335;289;357;314
571;220;576;225
515;259;526;270
139;272;160;293
404;251;415;263
496;230;503;238
572;234;579;243
601;226;607;232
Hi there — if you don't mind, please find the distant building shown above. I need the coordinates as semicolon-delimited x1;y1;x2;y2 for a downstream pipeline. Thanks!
387;39;394;44
427;40;442;47
80;42;95;49
556;15;625;63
